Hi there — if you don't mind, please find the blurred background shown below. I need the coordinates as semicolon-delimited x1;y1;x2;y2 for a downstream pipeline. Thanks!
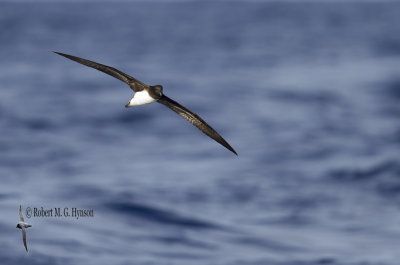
1;1;400;264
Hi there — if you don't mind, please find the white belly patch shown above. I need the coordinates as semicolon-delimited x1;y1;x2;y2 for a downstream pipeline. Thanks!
127;90;157;107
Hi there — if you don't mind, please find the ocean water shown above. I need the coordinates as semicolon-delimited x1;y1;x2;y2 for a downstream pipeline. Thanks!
1;1;400;264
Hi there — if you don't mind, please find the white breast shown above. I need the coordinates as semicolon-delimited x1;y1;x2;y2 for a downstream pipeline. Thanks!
127;90;157;107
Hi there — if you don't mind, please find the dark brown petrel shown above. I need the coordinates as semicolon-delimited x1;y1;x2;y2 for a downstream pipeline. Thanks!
54;52;237;155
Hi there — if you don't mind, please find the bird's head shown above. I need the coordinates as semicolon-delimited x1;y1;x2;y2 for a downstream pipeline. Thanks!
151;85;163;97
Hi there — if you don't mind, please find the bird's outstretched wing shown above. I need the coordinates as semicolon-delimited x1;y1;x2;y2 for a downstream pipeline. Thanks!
19;205;24;222
157;95;237;155
54;52;149;92
22;227;28;252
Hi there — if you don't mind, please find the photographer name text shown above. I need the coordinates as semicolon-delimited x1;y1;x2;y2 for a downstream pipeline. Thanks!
26;207;94;219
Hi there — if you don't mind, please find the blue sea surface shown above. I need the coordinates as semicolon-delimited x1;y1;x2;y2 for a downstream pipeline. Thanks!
1;1;400;265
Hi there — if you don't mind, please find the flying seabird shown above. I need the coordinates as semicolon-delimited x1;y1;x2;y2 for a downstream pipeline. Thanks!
54;52;237;155
16;205;32;252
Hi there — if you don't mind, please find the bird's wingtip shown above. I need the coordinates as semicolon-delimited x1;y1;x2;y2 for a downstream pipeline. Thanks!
230;148;238;156
223;142;238;156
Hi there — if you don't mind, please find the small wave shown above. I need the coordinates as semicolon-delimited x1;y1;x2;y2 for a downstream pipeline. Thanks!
107;202;222;230
147;235;216;250
329;160;399;182
233;236;301;252
149;251;208;260
329;160;400;198
268;89;340;105
383;78;400;99
375;38;400;57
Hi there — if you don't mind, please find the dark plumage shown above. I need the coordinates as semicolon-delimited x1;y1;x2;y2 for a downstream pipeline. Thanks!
158;95;237;155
